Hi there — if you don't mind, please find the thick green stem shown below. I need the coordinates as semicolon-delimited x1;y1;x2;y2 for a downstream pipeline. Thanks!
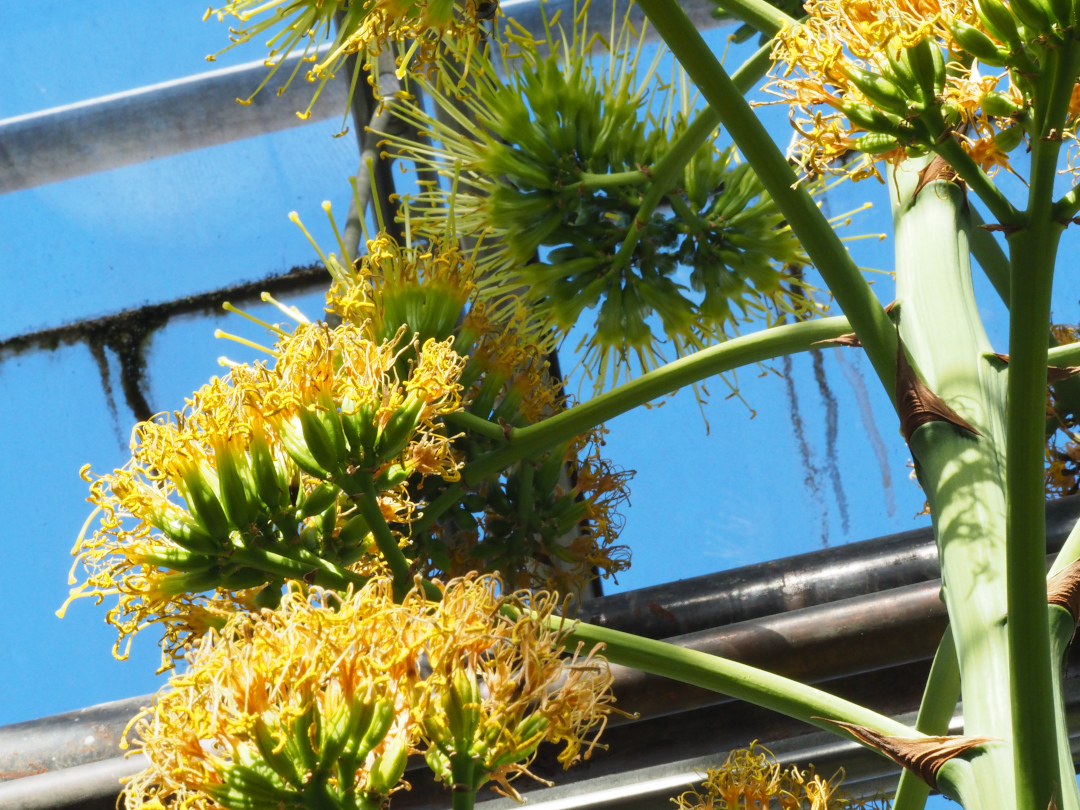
560;617;913;737
710;0;794;35
355;473;412;597
1006;43;1079;810
449;757;478;810
442;411;507;443
462;316;851;483
892;628;961;810
630;0;898;393
969;206;1012;308
931;135;1022;226
892;158;1014;808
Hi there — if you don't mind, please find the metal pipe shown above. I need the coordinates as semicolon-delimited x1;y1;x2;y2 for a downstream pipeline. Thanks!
0;0;725;196
578;494;1080;638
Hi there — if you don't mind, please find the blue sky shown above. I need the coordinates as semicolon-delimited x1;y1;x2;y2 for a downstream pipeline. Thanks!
0;1;1075;805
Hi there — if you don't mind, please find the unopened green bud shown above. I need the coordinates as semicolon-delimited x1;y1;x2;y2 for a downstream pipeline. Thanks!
535;444;571;496
994;125;1025;151
178;465;231;541
425;746;452;780
214;444;258;528
299;407;344;475
982;91;1021;116
445;669;482;743
1007;0;1050;32
841;66;910;115
368;736;409;794
275;418;329;479
374;463;411;491
149;506;219;554
951;21;1004;63
855;133;902;154
376;397;425;463
299;481;339;518
975;0;1021;43
338;512;372;548
841;102;905;135
358;699;396;756
249;431;285;510
137;546;216;573
907;38;940;102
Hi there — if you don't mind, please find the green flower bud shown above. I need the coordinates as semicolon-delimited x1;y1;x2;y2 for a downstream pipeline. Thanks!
994;125;1025;152
445;669;482;744
1010;0;1052;30
982;91;1022;117
148;506;220;554
299;481;339;519
367;736;409;794
275;418;330;479
841;102;906;135
375;397;425;463
374;463;410;491
214;443;258;529
975;0;1021;44
299;407;344;476
951;20;1006;62
178;465;231;541
249;431;286;511
841;66;911;115
337;512;372;548
856;133;902;155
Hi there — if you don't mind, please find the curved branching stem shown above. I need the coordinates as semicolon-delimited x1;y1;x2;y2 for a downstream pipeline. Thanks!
892;629;961;810
710;0;794;36
627;0;899;394
558;616;917;738
461;315;852;483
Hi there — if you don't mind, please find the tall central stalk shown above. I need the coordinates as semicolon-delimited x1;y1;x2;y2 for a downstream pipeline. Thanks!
891;159;1013;808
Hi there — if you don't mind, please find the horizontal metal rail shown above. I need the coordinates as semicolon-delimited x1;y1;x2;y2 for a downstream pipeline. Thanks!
2;495;1077;809
0;0;724;195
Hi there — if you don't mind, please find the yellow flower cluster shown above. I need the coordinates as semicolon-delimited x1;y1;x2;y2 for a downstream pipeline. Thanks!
204;0;495;124
61;321;465;670
768;0;1030;180
123;577;616;810
673;743;853;810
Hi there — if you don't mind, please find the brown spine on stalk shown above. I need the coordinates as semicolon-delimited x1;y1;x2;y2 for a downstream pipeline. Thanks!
814;717;996;789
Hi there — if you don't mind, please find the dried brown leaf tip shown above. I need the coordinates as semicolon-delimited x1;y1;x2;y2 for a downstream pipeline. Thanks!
913;155;966;201
814;718;995;790
813;333;862;348
896;338;980;442
1048;559;1080;625
986;354;1079;383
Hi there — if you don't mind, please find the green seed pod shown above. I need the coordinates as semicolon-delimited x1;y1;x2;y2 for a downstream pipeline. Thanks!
154;568;224;597
941;101;963;126
884;47;921;99
855;133;902;155
907;38;940;102
338;512;372;547
951;21;1004;62
841;102;905;135
982;91;1021;116
299;481;339;519
252;718;303;789
1007;0;1050;33
976;0;1021;43
841;66;911;115
375;463;411;491
299;407;344;476
994;125;1025;151
275;418;329;479
425;746;452;780
367;736;409;795
178;465;231;541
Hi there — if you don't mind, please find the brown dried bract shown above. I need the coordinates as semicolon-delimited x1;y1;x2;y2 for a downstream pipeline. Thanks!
913;155;966;201
983;354;1078;383
1048;559;1080;625
814;718;995;789
897;338;981;441
812;333;862;348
